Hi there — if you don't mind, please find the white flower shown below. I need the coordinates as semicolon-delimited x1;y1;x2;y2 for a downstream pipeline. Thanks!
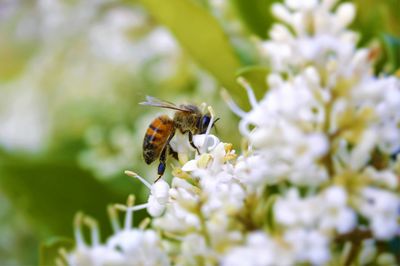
246;122;329;187
193;134;221;152
284;228;330;265
182;142;234;175
348;129;377;171
177;234;213;265
274;189;319;227
147;195;167;217
221;231;294;266
363;167;398;190
358;187;400;239
241;69;327;136
348;76;400;154
151;179;170;205
67;246;125;266
170;134;220;165
201;179;246;215
66;205;170;266
275;187;357;235
153;203;201;233
169;131;195;160
206;212;244;250
107;229;169;265
319;186;356;234
63;0;400;265
179;137;245;218
153;177;201;233
124;171;170;217
234;154;271;191
262;0;358;74
147;179;170;217
233;70;330;188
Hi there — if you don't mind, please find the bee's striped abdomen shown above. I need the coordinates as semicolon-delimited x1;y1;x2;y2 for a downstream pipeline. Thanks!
143;115;174;164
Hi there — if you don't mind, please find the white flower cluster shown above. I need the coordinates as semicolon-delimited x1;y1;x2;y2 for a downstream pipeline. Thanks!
62;197;170;266
64;0;400;265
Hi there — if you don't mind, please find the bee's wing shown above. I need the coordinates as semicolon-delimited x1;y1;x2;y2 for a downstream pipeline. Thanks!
140;96;192;112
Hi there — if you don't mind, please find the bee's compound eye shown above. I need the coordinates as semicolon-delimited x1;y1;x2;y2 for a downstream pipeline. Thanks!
200;115;211;134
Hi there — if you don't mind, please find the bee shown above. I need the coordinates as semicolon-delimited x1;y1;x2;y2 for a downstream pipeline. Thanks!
140;96;217;182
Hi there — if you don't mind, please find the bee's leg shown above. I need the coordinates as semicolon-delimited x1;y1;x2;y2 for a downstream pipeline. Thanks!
155;146;168;183
155;132;176;183
188;131;200;155
168;145;179;160
166;131;177;159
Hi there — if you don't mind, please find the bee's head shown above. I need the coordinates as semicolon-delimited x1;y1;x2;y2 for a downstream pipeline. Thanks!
198;114;220;134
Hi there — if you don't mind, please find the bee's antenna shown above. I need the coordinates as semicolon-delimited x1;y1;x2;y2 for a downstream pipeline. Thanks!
212;117;220;126
212;117;220;134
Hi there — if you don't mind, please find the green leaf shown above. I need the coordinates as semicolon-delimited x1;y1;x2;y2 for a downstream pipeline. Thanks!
352;0;400;45
0;153;143;239
40;237;74;266
382;34;400;73
137;0;242;93
231;0;274;38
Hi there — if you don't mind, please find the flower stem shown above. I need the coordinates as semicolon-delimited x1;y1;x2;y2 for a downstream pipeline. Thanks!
344;241;361;266
196;202;211;247
336;229;372;266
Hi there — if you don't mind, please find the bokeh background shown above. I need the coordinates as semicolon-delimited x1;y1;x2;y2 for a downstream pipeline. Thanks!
0;0;399;264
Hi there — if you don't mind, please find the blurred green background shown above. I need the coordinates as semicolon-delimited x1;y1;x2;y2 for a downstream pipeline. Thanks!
0;0;399;264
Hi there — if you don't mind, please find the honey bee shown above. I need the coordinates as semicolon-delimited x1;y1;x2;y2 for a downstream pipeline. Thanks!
140;96;217;182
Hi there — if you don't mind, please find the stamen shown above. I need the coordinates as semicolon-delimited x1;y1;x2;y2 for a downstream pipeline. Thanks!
73;212;85;248
58;248;68;265
114;204;128;211
124;195;135;231
113;195;148;231
107;205;121;233
202;106;215;153
237;77;259;108
139;217;151;230
125;170;152;189
205;106;215;136
83;216;100;246
164;231;184;241
127;194;135;206
128;203;148;211
221;89;247;118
